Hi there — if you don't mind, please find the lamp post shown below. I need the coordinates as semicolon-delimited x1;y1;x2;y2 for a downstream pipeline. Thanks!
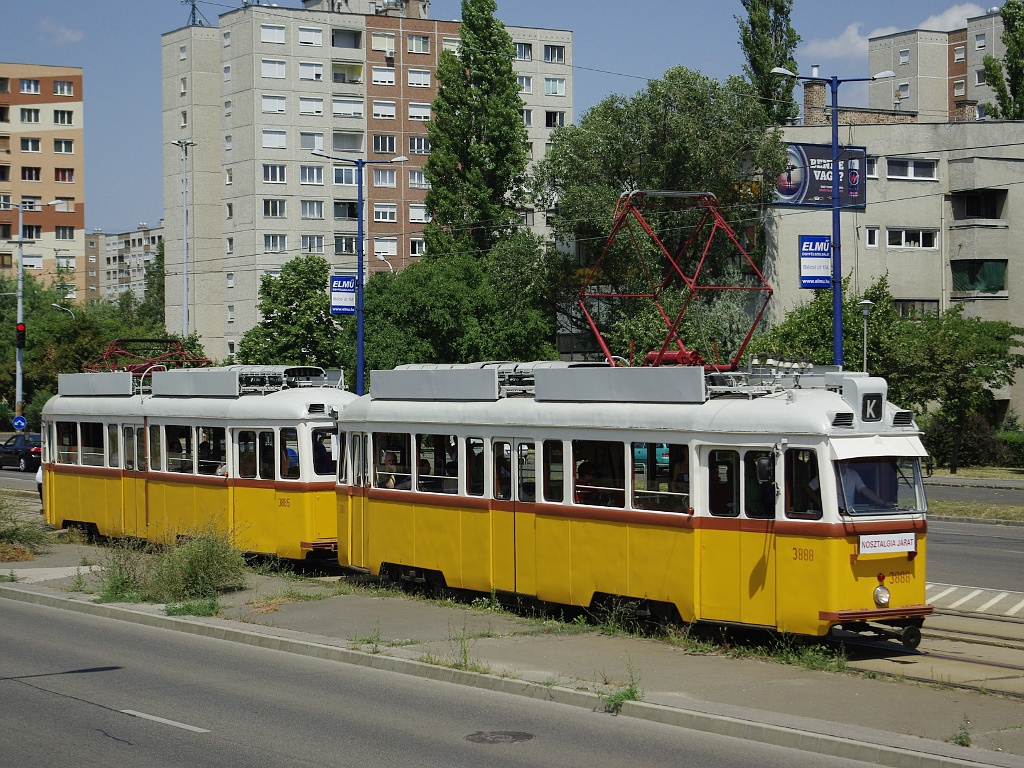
771;66;894;368
858;299;874;373
171;139;196;338
310;150;407;395
6;199;63;420
376;254;396;273
52;303;76;320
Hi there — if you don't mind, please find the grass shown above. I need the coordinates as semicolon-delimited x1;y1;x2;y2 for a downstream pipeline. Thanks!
927;500;1024;522
416;622;492;674
930;466;1024;480
597;657;643;714
0;499;54;558
947;715;972;748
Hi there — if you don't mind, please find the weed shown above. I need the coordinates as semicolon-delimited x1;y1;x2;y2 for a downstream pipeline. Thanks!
348;619;384;652
148;530;247;602
66;568;86;593
0;500;54;556
165;598;220;617
62;527;89;547
0;570;19;582
95;538;153;602
662;625;719;654
861;671;879;680
597;657;643;714
470;588;503;613
589;597;644;636
947;715;972;748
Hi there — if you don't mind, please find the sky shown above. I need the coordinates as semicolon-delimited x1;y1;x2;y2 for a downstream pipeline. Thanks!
0;0;991;232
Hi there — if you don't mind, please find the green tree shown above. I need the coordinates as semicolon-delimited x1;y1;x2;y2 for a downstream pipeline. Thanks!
236;255;347;369
736;0;801;124
424;0;529;258
982;0;1024;119
138;241;166;328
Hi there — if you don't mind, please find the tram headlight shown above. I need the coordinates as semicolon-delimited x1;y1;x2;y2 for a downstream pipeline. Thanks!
873;585;891;607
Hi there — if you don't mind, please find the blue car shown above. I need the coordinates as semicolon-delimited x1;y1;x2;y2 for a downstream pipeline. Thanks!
0;432;42;472
633;442;669;475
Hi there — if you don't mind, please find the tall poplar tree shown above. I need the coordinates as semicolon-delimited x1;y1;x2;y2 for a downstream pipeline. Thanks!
424;0;529;258
736;0;801;124
982;0;1024;119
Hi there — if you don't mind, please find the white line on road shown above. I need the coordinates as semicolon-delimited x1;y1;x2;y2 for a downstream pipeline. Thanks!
120;710;210;733
946;589;983;609
977;592;1009;612
1007;597;1024;617
925;585;957;602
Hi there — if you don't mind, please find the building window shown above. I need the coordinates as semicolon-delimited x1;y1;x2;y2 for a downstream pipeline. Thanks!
409;169;428;189
894;299;939;318
21;79;40;94
371;32;396;52
300;131;325;151
179;44;187;59
865;226;878;248
301;200;324;219
409;136;430;155
410;238;426;257
53;80;73;96
544;45;565;63
263;164;286;183
954;45;965;62
954;80;966;97
227;305;235;323
299;27;323;46
544;77;566;96
299;62;324;81
300;97;324;115
261;59;286;79
334;166;356;185
21;137;40;152
23;225;42;240
226;272;234;288
333;98;364;117
952;260;1007;295
335;235;356;254
409;102;431;121
223;30;231;46
408;34;429;53
264;199;286;218
225;134;233;150
223;65;231;81
374;168;397;187
976;69;986;86
865;157;877;177
301;235;325;254
225;168;233;185
899;49;910;65
897;82;910;99
54;110;74;125
226;237;234;254
976;33;986;50
226;203;233;219
224;100;232;116
886;228;937;249
374;237;398;257
373;100;396;119
545;111;565;128
261;24;286;44
300;165;324;185
264;234;287;253
54;168;74;183
22;167;41;182
374;203;397;222
408;69;431;88
373;134;396;154
442;37;460;52
55;226;75;240
334;200;357;219
262;94;286;113
21;108;40;123
372;66;396;85
409;204;429;223
262;130;287;149
886;158;937;180
181;110;188;127
515;42;533;61
517;75;532;94
54;139;74;154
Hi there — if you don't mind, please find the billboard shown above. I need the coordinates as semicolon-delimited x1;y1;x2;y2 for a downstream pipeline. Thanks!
775;143;866;209
799;235;832;289
330;275;356;315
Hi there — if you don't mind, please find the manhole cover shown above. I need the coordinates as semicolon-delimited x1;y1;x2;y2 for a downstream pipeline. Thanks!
465;731;534;744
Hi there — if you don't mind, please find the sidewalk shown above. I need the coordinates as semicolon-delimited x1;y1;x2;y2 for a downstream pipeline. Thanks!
2;535;1022;768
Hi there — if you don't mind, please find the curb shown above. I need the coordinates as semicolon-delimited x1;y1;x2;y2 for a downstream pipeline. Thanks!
0;584;1006;768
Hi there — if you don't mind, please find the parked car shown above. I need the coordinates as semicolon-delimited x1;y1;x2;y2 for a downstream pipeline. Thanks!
633;442;670;476
0;432;42;472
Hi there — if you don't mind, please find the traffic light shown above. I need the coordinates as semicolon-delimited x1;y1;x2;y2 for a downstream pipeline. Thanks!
15;322;25;349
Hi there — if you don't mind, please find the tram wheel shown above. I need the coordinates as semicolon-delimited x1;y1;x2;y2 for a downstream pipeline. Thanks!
900;625;921;650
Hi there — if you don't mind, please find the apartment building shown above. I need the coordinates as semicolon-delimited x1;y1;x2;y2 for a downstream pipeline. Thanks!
868;7;1005;122
0;62;86;301
162;0;571;359
97;222;164;300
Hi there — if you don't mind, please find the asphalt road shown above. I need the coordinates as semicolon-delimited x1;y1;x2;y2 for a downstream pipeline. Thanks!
0;600;877;768
926;519;1024;592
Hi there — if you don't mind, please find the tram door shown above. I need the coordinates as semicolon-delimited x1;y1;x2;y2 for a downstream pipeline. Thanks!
698;448;778;627
121;424;148;537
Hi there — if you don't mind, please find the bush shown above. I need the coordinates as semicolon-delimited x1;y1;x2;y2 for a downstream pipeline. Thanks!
922;410;1006;468
0;499;54;556
998;431;1024;468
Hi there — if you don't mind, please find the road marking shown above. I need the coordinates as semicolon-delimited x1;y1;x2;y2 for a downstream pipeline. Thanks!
1007;597;1024;617
977;592;1009;612
925;585;957;602
946;589;983;609
120;710;210;733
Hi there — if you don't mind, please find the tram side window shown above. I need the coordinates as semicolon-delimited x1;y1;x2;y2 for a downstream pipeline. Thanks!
312;427;337;477
237;431;257;478
518;442;536;501
149;425;163;472
542;440;563;502
416;433;456;492
197;426;226;475
572;439;625;508
79;421;104;466
258;431;277;480
708;449;740;517
164;424;193;473
122;427;137;471
374;432;411;489
632;442;690;512
56;421;78;464
743;450;775;519
280;427;300;479
784;449;821;520
466;437;484;496
494;441;511;500
106;424;119;468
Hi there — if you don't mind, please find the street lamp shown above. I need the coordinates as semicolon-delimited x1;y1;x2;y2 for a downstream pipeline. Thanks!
171;139;196;338
310;150;408;395
771;66;895;368
858;299;874;373
376;254;395;273
52;303;76;320
5;199;63;421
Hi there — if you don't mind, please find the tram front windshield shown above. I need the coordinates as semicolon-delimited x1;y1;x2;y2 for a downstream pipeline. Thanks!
835;457;926;515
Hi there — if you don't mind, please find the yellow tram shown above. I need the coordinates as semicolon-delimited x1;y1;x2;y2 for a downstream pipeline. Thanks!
336;361;932;647
41;365;355;560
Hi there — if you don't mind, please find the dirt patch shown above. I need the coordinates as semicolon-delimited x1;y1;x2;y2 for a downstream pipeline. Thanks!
0;544;35;562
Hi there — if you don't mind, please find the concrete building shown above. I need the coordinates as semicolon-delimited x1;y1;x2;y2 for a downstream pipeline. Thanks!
0;62;86;302
868;7;1005;122
97;222;164;301
162;0;571;360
